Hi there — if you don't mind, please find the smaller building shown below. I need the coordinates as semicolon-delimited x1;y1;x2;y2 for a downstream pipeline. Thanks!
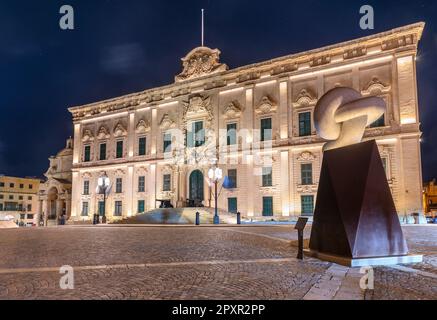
0;175;41;226
37;138;73;226
423;179;437;216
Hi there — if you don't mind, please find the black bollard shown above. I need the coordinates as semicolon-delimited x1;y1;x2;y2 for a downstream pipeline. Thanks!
195;212;200;226
237;212;241;225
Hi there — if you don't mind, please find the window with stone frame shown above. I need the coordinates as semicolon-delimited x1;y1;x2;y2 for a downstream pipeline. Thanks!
226;123;237;146
298;112;312;137
114;201;122;216
301;195;314;216
227;169;237;188
260;118;272;142
262;197;273;216
163;133;172;153
262;167;273;187
137;200;145;214
163;174;171;192
301;163;313;185
115;178;123;193
99;143;107;161
81;202;89;216
138;176;145;192
83;180;90;195
84;145;91;162
116;140;124;158
138;137;146;156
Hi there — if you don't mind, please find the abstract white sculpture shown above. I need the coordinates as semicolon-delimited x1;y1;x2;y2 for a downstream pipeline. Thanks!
314;87;386;151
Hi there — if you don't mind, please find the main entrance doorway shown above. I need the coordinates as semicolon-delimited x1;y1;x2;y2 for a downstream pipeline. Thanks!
189;170;204;203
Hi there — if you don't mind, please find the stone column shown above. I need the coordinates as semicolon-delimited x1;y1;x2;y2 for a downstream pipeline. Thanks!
56;199;64;224
43;199;49;227
66;197;71;220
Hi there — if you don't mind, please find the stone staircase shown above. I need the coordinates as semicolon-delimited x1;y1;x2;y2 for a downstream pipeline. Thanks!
113;207;239;225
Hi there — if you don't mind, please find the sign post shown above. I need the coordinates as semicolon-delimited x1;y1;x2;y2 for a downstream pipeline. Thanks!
295;217;308;260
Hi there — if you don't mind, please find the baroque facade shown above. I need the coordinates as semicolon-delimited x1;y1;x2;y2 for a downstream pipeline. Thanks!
37;138;73;225
68;23;425;222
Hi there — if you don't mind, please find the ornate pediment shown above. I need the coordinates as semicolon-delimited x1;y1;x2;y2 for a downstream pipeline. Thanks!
297;151;316;162
136;119;151;134
223;101;243;119
113;123;127;137
182;95;214;129
159;113;176;130
97;126;110;140
255;96;277;115
362;77;391;95
175;47;228;82
293;89;317;107
82;129;94;142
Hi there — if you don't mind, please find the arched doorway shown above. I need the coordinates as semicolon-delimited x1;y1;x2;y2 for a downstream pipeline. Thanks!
189;170;204;202
47;187;59;221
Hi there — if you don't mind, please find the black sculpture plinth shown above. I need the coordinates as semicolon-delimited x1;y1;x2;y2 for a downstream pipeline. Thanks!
306;140;422;267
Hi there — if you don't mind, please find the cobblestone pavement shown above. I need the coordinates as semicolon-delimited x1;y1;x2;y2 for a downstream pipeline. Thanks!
0;225;436;300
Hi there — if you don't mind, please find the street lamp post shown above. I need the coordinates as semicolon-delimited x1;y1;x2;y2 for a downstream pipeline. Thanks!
97;173;110;224
208;167;223;225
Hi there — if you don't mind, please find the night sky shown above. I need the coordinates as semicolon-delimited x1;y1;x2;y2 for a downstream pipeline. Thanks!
0;0;436;180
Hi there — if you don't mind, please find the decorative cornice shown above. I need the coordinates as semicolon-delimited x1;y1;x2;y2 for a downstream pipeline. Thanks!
159;113;176;130
293;89;317;107
362;77;391;95
223;101;243;119
255;96;277;115
97;126;110;140
113;123;127;137
68;23;424;121
135;119;151;134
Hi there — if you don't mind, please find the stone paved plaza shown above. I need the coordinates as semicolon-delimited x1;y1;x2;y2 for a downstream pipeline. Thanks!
0;225;436;300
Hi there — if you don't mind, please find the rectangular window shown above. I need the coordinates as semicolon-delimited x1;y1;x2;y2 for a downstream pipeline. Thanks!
262;167;273;187
0;204;3;211
369;115;385;128
28;196;32;201
163;133;172;153
114;201;122;216
19;184;24;189
19;196;23;200
99;143;107;161
115;178;123;193
27;204;32;212
262;197;274;217
0;182;4;187
116;140;123;158
228;169;237;188
138;137;146;156
81;202;89;216
227;123;237;146
137;200;145;214
163;174;171;192
84;145;91;162
138;176;145;192
98;201;105;216
228;198;238;214
20;214;26;220
27;214;34;220
260;118;272;142
301;195;314;216
0;194;3;199
9;195;13;200
299;112;312;137
10;183;14;188
193;121;205;147
83;180;90;195
29;184;33;189
301;164;313;185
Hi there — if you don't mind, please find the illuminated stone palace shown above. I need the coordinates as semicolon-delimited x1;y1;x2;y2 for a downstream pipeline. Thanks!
67;23;425;222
